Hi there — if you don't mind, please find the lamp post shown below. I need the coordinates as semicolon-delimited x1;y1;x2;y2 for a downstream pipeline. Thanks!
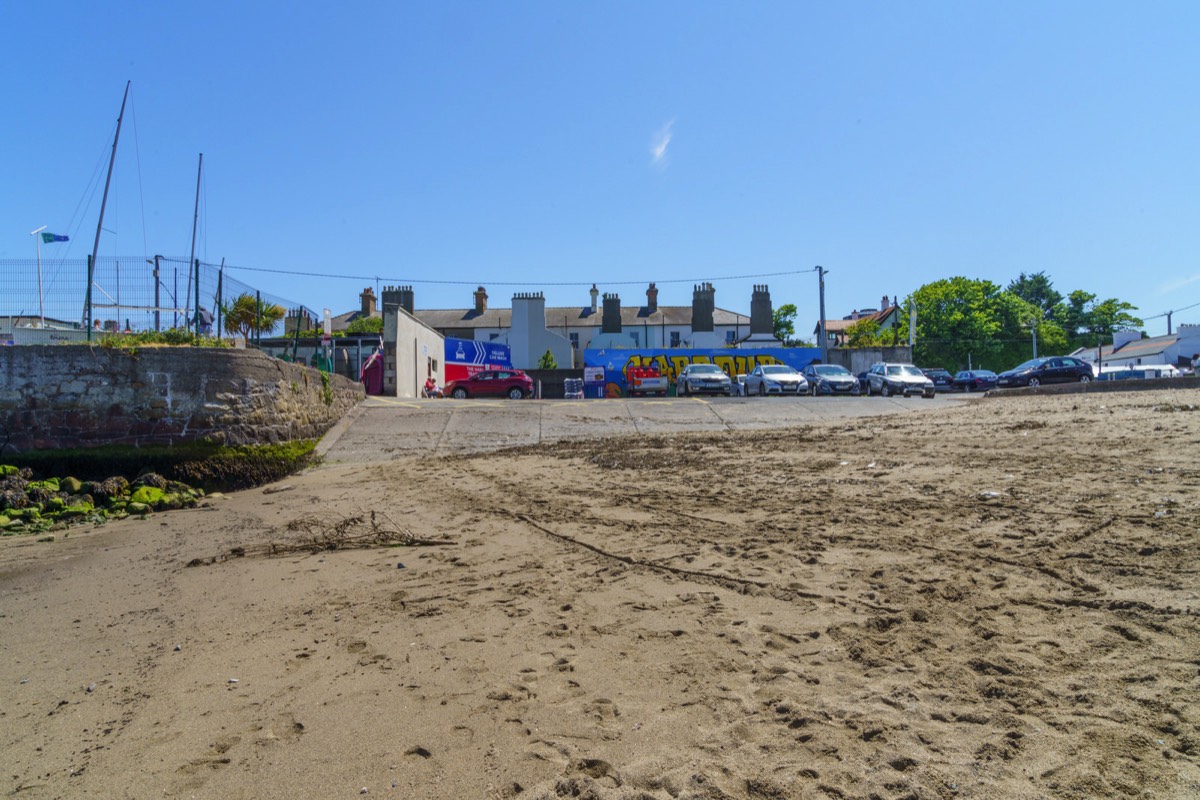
30;226;47;327
814;265;829;364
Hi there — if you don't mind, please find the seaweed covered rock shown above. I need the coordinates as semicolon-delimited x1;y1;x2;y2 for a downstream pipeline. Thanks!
85;476;131;503
0;489;28;510
136;472;169;490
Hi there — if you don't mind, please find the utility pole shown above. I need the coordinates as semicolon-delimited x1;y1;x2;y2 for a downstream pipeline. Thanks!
1032;317;1039;359
814;265;828;364
1167;311;1173;335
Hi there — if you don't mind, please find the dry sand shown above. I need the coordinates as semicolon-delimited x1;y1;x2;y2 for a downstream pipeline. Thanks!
1;390;1198;799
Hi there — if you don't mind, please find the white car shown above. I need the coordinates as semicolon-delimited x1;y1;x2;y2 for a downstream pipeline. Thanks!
744;364;809;396
677;363;733;396
865;363;935;398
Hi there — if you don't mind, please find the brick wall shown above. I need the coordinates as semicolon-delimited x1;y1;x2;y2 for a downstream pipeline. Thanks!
0;346;364;453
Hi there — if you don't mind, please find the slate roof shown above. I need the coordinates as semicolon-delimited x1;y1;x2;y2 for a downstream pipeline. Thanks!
412;305;749;330
1072;333;1177;362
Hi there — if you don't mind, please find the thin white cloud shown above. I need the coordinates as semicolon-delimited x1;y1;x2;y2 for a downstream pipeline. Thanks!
651;118;675;166
1161;273;1200;293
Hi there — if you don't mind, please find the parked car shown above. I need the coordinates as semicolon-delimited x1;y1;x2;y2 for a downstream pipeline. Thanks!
677;363;733;396
745;364;808;396
865;363;936;398
952;369;998;392
996;356;1094;388
445;369;534;399
920;367;955;392
802;363;861;396
856;370;871;394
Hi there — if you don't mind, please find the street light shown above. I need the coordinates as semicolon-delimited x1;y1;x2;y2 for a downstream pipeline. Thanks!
30;226;47;327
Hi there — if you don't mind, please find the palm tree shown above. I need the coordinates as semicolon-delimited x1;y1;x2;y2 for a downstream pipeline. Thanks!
221;293;285;343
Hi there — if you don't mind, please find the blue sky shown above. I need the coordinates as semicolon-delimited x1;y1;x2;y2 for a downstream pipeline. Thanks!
5;1;1198;336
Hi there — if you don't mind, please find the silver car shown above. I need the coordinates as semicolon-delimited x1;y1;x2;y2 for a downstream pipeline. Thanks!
677;363;733;396
745;364;809;396
865;363;936;398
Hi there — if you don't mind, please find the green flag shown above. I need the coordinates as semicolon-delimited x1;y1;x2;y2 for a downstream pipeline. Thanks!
41;232;69;244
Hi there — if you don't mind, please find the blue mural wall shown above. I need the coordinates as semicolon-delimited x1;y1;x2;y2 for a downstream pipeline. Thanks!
584;347;822;396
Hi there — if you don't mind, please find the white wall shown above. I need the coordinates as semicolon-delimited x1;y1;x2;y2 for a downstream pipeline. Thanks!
508;295;573;369
387;308;445;398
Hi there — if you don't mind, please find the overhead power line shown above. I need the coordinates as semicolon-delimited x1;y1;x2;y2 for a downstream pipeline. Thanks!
219;264;817;287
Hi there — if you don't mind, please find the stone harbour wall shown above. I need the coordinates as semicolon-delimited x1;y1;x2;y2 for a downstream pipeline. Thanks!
0;346;364;453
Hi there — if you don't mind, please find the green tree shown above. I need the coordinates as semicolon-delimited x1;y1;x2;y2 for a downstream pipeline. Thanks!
1007;271;1063;319
1057;290;1143;339
537;349;557;369
345;316;384;335
772;304;797;342
221;293;286;342
844;317;890;347
908;277;1020;370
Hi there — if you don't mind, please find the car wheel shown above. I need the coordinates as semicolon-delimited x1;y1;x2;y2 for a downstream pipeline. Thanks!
452;388;468;399
1028;377;1040;388
508;387;524;400
1079;375;1091;383
881;383;890;397
758;382;766;397
865;382;872;396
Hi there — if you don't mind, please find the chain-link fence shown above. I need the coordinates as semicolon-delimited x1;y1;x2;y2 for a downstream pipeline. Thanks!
1;256;317;342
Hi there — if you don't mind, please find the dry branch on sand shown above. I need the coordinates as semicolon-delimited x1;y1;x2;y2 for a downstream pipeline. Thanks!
185;509;454;566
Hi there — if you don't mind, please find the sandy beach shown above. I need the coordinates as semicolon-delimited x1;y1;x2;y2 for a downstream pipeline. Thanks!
2;389;1198;799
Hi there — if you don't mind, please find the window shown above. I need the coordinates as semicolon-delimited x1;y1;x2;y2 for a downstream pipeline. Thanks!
725;330;736;344
489;333;500;341
630;331;640;346
670;331;681;347
569;332;579;349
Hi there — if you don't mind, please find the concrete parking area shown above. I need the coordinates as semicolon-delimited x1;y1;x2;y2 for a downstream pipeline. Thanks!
318;393;977;461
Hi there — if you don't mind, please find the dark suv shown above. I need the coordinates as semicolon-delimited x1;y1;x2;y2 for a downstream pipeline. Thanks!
996;357;1093;388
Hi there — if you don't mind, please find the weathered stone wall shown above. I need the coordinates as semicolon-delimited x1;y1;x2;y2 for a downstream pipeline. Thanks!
0;346;364;453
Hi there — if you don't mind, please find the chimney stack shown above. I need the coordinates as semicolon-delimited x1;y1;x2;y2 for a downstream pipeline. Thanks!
646;282;658;313
590;284;599;313
473;286;488;315
691;282;715;333
360;287;377;316
397;285;414;315
381;285;402;314
750;284;773;335
602;293;622;334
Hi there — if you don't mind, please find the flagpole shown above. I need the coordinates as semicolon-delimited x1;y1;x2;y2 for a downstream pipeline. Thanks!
30;226;47;327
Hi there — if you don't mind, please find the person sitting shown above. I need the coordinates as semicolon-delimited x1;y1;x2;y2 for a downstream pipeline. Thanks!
423;377;443;398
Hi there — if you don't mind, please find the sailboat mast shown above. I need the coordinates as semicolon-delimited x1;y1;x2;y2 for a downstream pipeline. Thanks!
86;80;131;334
186;153;202;331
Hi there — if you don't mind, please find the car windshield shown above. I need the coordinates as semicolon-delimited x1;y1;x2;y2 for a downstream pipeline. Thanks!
887;365;924;377
690;364;723;374
812;365;849;376
1012;358;1048;371
761;365;796;375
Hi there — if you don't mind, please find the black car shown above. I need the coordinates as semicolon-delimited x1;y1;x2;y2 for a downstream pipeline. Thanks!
920;367;954;392
996;356;1094;388
952;369;998;392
